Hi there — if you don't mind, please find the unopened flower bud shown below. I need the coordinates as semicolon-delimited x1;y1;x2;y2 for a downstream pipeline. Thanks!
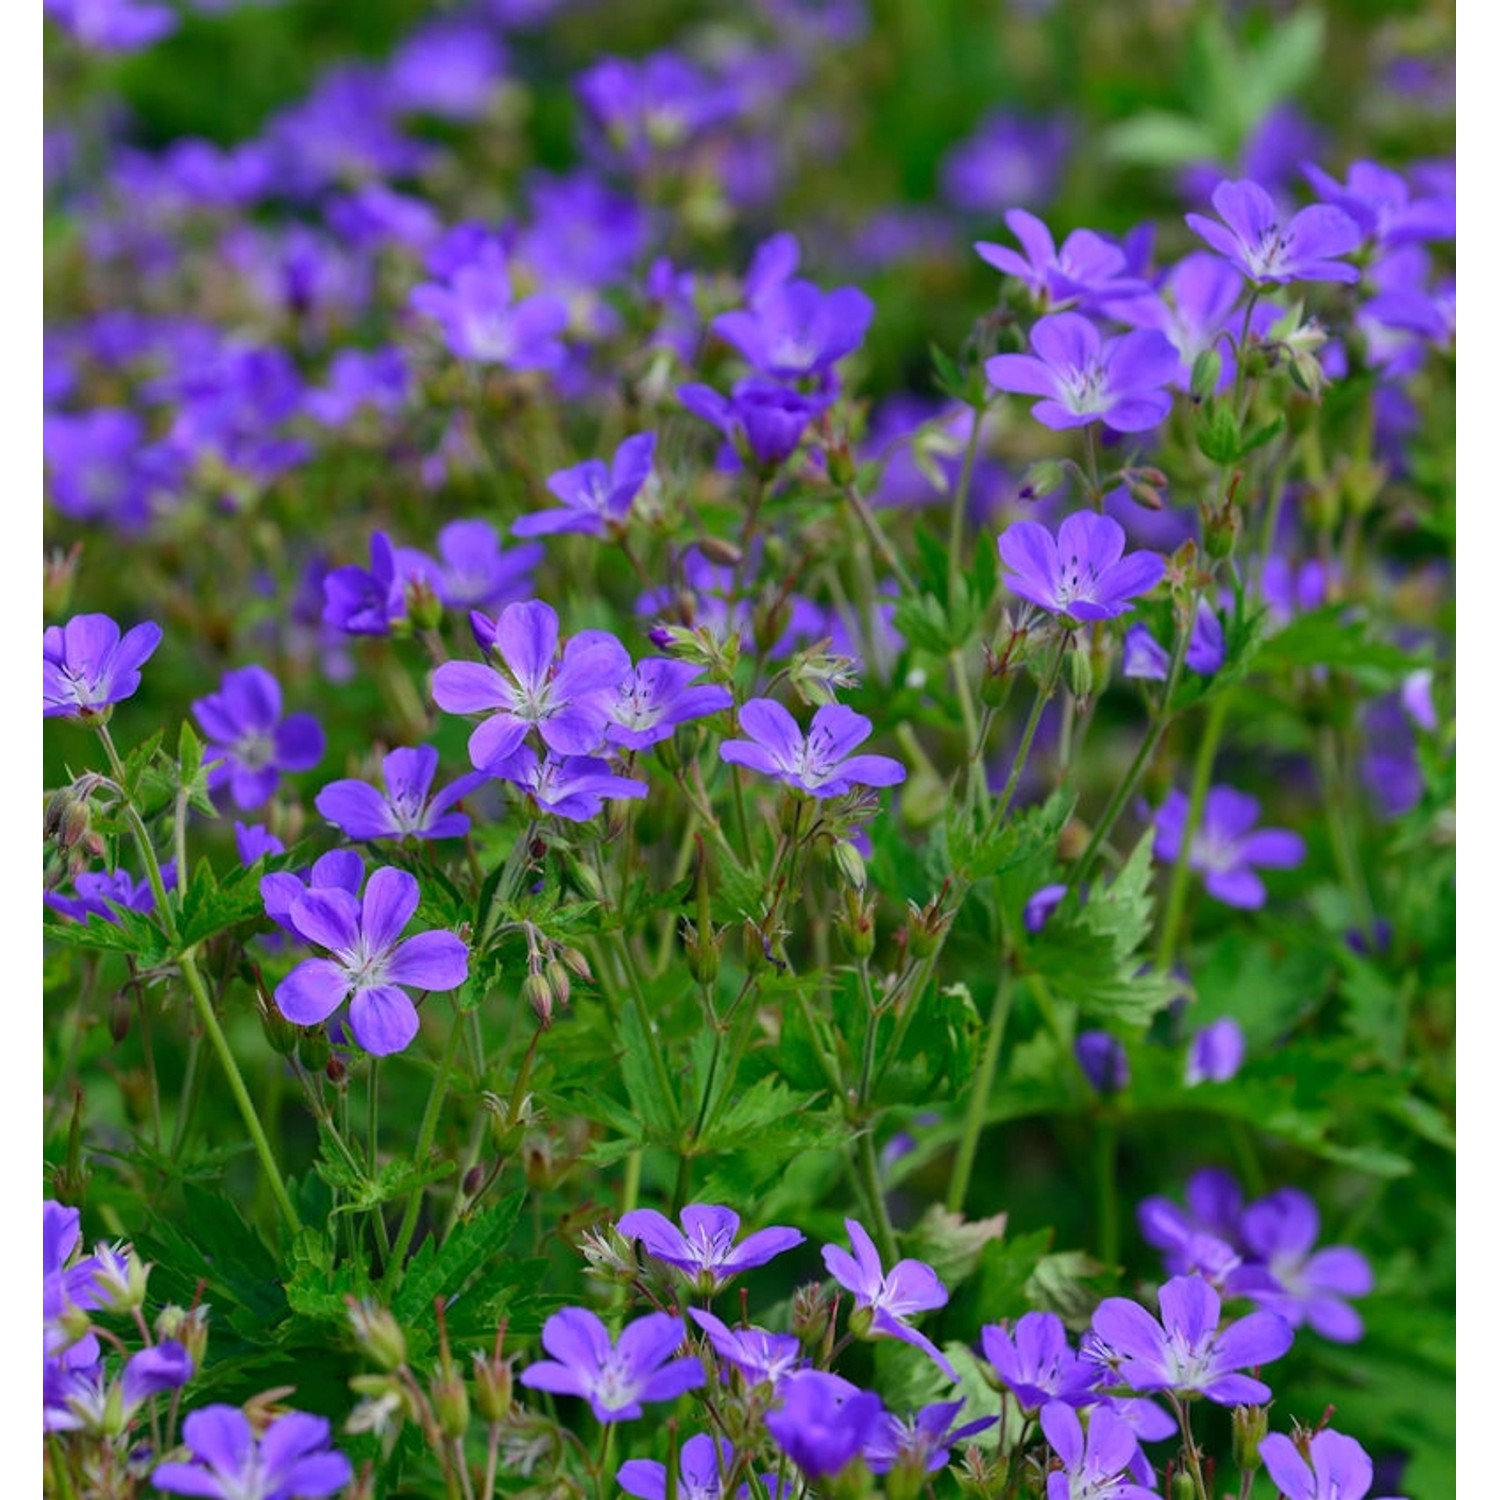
1201;499;1240;561
791;1281;833;1349
681;920;723;988
1066;644;1094;701
1169;1471;1198;1500
832;839;867;891
696;536;743;569
472;1349;515;1424
326;1055;348;1087
1190;348;1223;403
1018;459;1065;502
522;971;554;1028
558;947;593;985
543;959;572;1014
462;1163;488;1198
156;1305;211;1367
835;888;877;959
109;992;133;1044
45;544;83;618
347;1299;407;1372
258;993;301;1057
405;576;444;633
1232;1405;1269;1472
826;441;857;488
431;1369;471;1437
753;595;792;656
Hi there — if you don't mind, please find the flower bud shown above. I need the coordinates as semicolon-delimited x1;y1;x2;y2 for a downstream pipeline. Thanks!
405;576;445;633
257;992;302;1057
1232;1405;1269;1472
156;1305;210;1368
109;992;133;1044
326;1055;348;1087
522;971;555;1029
753;595;792;657
1200;498;1240;561
558;947;593;985
827;440;857;488
1169;1472;1198;1500
1066;643;1094;701
543;959;572;1014
45;544;82;618
431;1369;471;1438
1018;459;1065;502
832;839;868;891
1190;348;1223;403
681;920;723;988
472;1349;515;1424
791;1281;833;1349
835;889;877;959
91;1243;150;1312
696;536;744;569
347;1299;408;1372
462;1163;488;1198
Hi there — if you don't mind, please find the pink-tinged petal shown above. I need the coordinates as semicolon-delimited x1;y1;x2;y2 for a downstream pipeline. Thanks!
274;713;325;772
276;959;350;1025
1212;1309;1293;1371
348;983;420;1055
316;780;398;839
736;698;805;765
385;931;468;992
492;600;559;689
985;353;1059;398
1158;1275;1220;1347
1029;312;1100;372
1258;1433;1317;1500
288;887;362;951
844;1218;887;1286
1236;829;1306;869
1039;1401;1083;1468
432;660;510;714
1058;511;1126;573
359;866;420;953
1204;867;1266;908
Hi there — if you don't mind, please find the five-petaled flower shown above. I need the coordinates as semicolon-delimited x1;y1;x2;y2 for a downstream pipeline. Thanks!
192;665;325;810
618;1203;804;1293
1257;1428;1391;1500
273;865;468;1056
315;745;488;842
1186;178;1361;285
44;613;163;720
822;1219;957;1379
720;700;905;798
151;1405;353;1500
516;433;658;538
1152;785;1306;909
998;513;1165;623
519;1307;705;1423
1038;1401;1159;1500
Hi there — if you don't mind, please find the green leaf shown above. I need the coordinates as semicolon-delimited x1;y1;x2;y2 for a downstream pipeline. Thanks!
393;1192;526;1326
1257;605;1423;681
974;1228;1053;1321
1103;111;1219;168
176;858;269;948
615;996;678;1139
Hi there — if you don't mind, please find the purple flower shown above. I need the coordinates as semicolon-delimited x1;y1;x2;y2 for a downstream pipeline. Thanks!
986;314;1177;432
488;747;647;821
864;1399;995;1475
386;19;506;121
432;601;630;768
47;1341;194;1435
1185;1018;1245;1085
315;746;488;842
260;849;364;936
688;1309;804;1390
606;660;733;750
519;1308;705;1422
766;1370;886;1480
1137;1169;1245;1283
1076;1031;1130;1095
721;700;905;799
1259;1429;1391;1500
1039;1402;1158;1500
152;1405;352;1500
617;1433;731;1500
1232;1188;1373;1343
712;280;875;380
1123;603;1225;682
976;211;1147;311
618;1204;804;1292
1113;251;1247;388
305;348;411;427
514;433;657;537
44;1203;104;1367
1303;161;1455;249
941;111;1071;216
575;52;731;164
1152;786;1306;909
998;513;1165;622
44;0;175;50
397;521;543;613
679;379;828;471
822;1219;957;1379
322;532;405;636
44;409;164;528
1024;883;1069;934
45;863;177;926
1089;1274;1293;1405
235;824;285;865
411;263;569;370
44;614;163;720
273;866;468;1055
981;1312;1099;1411
1186;178;1361;285
192;666;325;810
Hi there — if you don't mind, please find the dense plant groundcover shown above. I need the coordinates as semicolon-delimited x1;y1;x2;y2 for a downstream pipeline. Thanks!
42;0;1455;1496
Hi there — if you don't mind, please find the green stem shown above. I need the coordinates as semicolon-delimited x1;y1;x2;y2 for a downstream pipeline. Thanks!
1156;694;1230;971
947;973;1011;1214
842;482;916;593
946;408;985;605
387;1006;467;1287
854;1126;899;1265
1316;726;1378;937
989;640;1068;827
1170;1395;1211;1500
1094;1115;1120;1271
